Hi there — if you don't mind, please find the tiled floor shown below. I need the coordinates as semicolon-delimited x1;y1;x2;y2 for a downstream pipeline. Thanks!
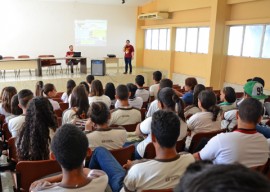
0;67;156;93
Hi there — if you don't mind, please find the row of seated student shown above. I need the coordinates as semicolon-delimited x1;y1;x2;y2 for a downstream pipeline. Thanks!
0;73;270;190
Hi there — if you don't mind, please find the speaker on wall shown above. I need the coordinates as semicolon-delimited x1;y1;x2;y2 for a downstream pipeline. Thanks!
91;59;106;76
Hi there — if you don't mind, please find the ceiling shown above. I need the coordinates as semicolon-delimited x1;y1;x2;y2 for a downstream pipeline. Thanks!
39;0;152;6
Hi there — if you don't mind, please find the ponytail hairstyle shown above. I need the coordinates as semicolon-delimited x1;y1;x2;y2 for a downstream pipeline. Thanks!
66;79;76;97
193;84;206;107
158;87;185;122
42;83;55;97
198;90;220;121
35;81;44;96
70;85;89;119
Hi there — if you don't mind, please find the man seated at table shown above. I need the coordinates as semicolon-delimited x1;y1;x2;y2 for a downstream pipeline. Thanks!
66;45;79;73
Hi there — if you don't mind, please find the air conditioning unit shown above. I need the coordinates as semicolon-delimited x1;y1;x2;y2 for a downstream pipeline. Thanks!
138;12;169;20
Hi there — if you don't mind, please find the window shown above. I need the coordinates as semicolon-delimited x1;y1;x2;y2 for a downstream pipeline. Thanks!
175;27;210;54
144;28;170;51
227;24;270;58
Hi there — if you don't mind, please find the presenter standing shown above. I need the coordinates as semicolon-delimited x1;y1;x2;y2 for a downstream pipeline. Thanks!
123;40;134;74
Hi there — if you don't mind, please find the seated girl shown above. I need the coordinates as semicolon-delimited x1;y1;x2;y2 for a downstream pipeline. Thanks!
61;79;76;103
218;86;237;112
0;86;17;120
186;90;221;149
42;83;60;110
84;102;127;151
88;80;111;108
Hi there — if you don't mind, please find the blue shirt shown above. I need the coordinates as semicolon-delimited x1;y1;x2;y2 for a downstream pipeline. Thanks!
182;91;193;105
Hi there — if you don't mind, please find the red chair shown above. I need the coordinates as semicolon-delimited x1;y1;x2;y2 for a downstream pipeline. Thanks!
140;108;147;121
15;160;61;191
110;145;135;166
2;123;12;141
188;129;225;153
59;102;69;112
54;109;63;118
8;137;18;163
112;123;138;132
55;92;64;98
48;55;62;74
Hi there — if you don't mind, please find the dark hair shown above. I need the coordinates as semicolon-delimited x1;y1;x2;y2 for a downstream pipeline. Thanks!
88;102;110;125
151;110;180;148
86;75;95;84
90;80;104;96
192;84;206;107
253;77;265;87
127;83;137;99
18;89;34;108
35;81;44;96
1;86;17;113
42;83;55;97
70;85;90;119
159;78;173;89
185;77;198;91
126;40;130;43
104;82;116;100
11;94;23;115
66;79;76;96
222;87;236;103
198;90;220;121
158;87;185;122
135;75;145;87
79;81;90;95
174;161;270;192
239;98;263;125
153;71;162;82
17;97;57;161
51;124;88;171
116;84;129;100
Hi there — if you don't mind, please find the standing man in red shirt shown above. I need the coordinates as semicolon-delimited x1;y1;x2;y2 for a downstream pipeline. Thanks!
123;40;134;74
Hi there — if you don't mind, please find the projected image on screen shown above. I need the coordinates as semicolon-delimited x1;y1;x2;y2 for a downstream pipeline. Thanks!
75;20;107;46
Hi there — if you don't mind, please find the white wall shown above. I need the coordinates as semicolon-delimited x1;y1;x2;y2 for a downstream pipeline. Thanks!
0;0;137;61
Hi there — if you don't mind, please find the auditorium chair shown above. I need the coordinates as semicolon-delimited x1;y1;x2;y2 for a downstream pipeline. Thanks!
140;108;147;121
14;160;61;192
188;129;225;153
142;189;173;192
54;109;63;118
2;123;12;141
59;102;69;112
55;92;64;98
111;123;138;132
110;145;135;166
48;55;62;74
8;137;18;163
18;55;31;76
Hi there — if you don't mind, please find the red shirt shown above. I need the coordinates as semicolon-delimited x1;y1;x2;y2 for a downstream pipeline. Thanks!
66;51;74;57
124;45;134;58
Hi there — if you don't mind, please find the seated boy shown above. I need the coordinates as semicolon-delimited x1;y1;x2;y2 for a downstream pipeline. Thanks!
110;84;141;125
30;124;108;191
135;75;150;102
194;98;269;168
90;110;195;192
149;71;162;99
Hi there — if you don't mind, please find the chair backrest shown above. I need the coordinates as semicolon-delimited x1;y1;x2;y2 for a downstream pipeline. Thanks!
144;142;156;159
16;160;61;192
54;109;63;118
18;55;30;58
235;92;244;99
0;114;6;127
3;56;15;60
140;108;147;121
59;102;69;112
110;145;135;166
176;136;186;152
142;189;173;192
38;55;52;67
8;137;18;162
112;123;138;132
55;92;64;98
2;123;12;141
188;129;225;153
142;102;148;109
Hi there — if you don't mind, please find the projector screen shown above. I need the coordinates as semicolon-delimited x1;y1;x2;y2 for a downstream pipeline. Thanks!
75;20;107;46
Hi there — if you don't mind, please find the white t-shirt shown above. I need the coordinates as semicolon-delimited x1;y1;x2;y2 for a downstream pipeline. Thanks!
8;115;26;137
149;84;159;99
146;100;159;118
48;99;60;111
115;97;143;109
199;131;269;168
62;109;76;125
120;154;195;192
35;169;108;192
186;112;221;149
137;117;187;158
88;95;111;108
221;109;237;129
135;89;150;102
86;127;127;151
109;107;141;126
61;92;69;103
